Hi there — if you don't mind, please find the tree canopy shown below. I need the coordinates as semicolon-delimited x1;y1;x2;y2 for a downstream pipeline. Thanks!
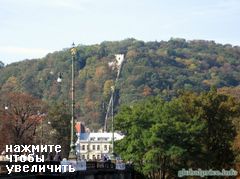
1;39;240;129
114;89;240;178
0;93;46;148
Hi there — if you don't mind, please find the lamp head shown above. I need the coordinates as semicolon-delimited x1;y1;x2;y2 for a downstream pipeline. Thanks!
111;86;115;92
57;72;62;83
57;77;62;83
71;42;77;56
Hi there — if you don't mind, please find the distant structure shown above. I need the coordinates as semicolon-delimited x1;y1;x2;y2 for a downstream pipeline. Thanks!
74;54;125;161
75;122;124;160
104;54;125;132
108;54;124;71
75;121;86;133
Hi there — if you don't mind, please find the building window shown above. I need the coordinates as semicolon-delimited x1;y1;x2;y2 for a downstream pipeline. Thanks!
92;145;95;150
97;155;100;160
92;155;96;160
82;155;85;159
104;145;108;151
87;145;89;150
82;145;85;150
97;145;100;150
87;155;89;160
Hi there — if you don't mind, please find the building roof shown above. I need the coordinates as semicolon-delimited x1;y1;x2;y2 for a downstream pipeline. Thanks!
79;132;124;142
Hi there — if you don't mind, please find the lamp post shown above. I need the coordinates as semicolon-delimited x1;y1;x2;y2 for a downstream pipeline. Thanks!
68;43;77;160
111;86;115;154
4;105;8;110
57;72;63;83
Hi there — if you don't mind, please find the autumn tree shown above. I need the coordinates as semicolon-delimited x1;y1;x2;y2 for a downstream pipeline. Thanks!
0;113;11;152
0;93;45;145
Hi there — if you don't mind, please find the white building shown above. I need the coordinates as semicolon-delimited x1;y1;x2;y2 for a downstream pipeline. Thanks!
108;54;124;71
76;132;124;160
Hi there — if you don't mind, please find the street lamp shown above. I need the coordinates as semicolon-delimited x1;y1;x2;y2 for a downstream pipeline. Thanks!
68;43;77;160
57;72;63;83
106;86;116;160
111;86;115;154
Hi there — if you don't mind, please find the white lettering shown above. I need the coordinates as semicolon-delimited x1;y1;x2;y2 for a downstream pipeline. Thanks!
47;165;54;172
5;145;12;153
19;155;27;162
15;165;21;172
38;165;46;172
69;165;75;172
36;155;44;162
48;145;54;153
30;165;38;172
32;145;40;153
55;145;61;153
21;145;31;153
55;165;62;172
40;145;48;153
5;155;12;162
14;145;20;153
23;165;29;172
6;165;14;174
61;165;68;173
28;154;34;162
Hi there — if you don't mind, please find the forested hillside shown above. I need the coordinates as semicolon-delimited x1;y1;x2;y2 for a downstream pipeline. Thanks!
0;38;240;129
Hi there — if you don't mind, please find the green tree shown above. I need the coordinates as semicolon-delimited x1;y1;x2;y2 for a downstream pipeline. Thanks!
197;88;239;169
115;90;239;178
103;80;114;98
0;61;4;68
1;76;23;93
46;102;71;158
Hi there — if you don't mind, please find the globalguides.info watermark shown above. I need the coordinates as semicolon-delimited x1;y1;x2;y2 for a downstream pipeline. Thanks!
178;168;237;178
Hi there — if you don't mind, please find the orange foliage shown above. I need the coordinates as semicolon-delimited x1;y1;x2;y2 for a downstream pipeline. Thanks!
95;66;106;79
0;93;45;145
218;87;240;102
126;49;138;59
142;86;152;96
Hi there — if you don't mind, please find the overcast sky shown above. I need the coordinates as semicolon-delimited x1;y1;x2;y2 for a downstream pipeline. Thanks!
0;0;240;64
